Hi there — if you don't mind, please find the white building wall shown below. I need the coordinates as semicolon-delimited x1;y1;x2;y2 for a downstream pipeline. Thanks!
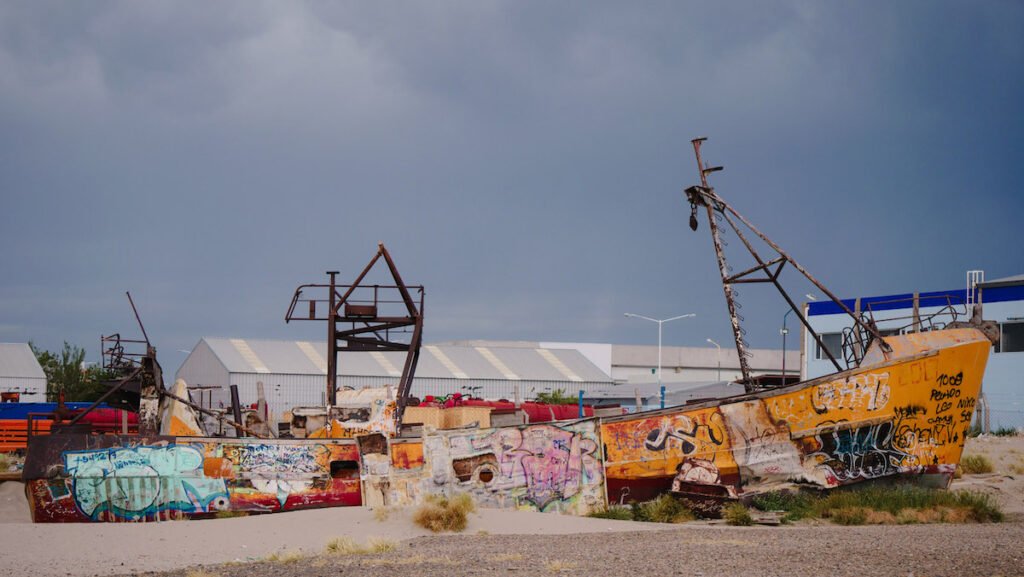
0;377;47;402
804;299;1024;429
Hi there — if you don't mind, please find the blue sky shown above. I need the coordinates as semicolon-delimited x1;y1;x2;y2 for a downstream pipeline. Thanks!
1;2;1022;374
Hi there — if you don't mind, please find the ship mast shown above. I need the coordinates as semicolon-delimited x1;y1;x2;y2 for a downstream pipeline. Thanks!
685;137;890;391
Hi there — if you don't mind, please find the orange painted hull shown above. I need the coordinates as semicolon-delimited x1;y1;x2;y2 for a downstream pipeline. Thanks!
601;329;990;503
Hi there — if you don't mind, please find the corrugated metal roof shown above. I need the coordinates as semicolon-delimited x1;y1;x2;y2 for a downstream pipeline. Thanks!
0;343;47;380
197;338;613;383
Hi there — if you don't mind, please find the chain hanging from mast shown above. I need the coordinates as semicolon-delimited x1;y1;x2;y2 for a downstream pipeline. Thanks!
684;137;891;392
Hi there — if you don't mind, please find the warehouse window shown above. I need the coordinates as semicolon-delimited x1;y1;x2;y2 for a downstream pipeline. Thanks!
997;322;1024;353
815;333;843;360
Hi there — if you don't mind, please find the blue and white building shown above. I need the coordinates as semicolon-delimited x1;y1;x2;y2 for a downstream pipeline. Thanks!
802;273;1024;429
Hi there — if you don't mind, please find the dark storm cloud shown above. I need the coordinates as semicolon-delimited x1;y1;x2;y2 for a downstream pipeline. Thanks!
1;1;1022;372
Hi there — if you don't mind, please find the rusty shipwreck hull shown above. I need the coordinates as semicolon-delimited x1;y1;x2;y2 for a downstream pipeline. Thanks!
601;328;990;504
23;434;361;522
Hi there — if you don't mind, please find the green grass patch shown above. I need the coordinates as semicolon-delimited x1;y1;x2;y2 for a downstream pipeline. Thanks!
587;496;695;523
750;489;819;522
631;494;696;523
586;506;634;521
992;426;1020;437
960;454;994;474
722;502;753;526
751;486;1002;525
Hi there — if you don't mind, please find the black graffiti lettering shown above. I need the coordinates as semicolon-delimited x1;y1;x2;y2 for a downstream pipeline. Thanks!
811;421;910;482
894;405;927;418
643;414;725;454
935;372;964;387
956;397;976;410
935;401;952;414
930;388;960;402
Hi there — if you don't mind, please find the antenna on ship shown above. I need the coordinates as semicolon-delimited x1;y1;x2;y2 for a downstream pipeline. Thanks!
684;137;891;391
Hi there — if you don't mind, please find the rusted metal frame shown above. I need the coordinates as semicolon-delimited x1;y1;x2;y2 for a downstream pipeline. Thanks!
394;295;424;427
335;336;411;352
126;291;150;346
771;258;788;281
724;256;786;283
718;200;890;353
336;317;417;326
65;366;144;426
378;244;420;317
284;283;321;322
717;208;843;373
327;271;339;406
692;138;752;383
333;247;386;317
158;388;268;438
334;321;416;345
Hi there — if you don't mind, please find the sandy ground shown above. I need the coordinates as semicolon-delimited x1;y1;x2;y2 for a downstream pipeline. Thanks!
0;487;667;577
951;435;1024;516
0;434;1021;577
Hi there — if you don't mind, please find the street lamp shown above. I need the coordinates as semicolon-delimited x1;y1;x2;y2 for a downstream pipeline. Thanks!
624;312;696;392
706;338;721;381
781;294;816;378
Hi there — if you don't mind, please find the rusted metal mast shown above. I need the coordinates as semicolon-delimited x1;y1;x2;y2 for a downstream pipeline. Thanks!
685;137;890;391
286;244;424;424
690;138;752;383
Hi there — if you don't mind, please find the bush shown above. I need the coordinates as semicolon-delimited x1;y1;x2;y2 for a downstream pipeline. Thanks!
960;454;994;474
642;494;696;523
413;494;475;532
534;388;577;405
992;426;1019;437
586;506;633;521
722;502;753;526
815;486;1002;524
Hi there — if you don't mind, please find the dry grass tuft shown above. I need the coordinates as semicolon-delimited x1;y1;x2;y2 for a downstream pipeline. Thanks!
265;549;304;563
545;560;578;572
185;570;220;577
413;494;476;532
325;536;366;555
373;506;393;522
366;537;397;553
491;553;524;562
324;536;395;555
961;454;995;474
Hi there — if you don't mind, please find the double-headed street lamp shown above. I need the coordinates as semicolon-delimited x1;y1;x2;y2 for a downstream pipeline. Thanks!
624;312;696;391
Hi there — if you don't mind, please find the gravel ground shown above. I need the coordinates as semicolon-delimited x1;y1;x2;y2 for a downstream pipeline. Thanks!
140;521;1024;577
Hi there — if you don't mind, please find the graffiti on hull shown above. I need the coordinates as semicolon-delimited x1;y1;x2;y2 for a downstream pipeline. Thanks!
27;438;362;522
605;337;989;499
364;419;606;515
64;445;229;521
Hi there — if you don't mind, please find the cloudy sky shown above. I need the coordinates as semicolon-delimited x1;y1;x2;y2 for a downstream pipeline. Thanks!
1;1;1022;374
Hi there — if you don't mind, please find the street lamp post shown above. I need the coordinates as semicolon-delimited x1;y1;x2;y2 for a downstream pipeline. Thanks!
781;294;817;378
624;313;696;394
706;338;721;381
